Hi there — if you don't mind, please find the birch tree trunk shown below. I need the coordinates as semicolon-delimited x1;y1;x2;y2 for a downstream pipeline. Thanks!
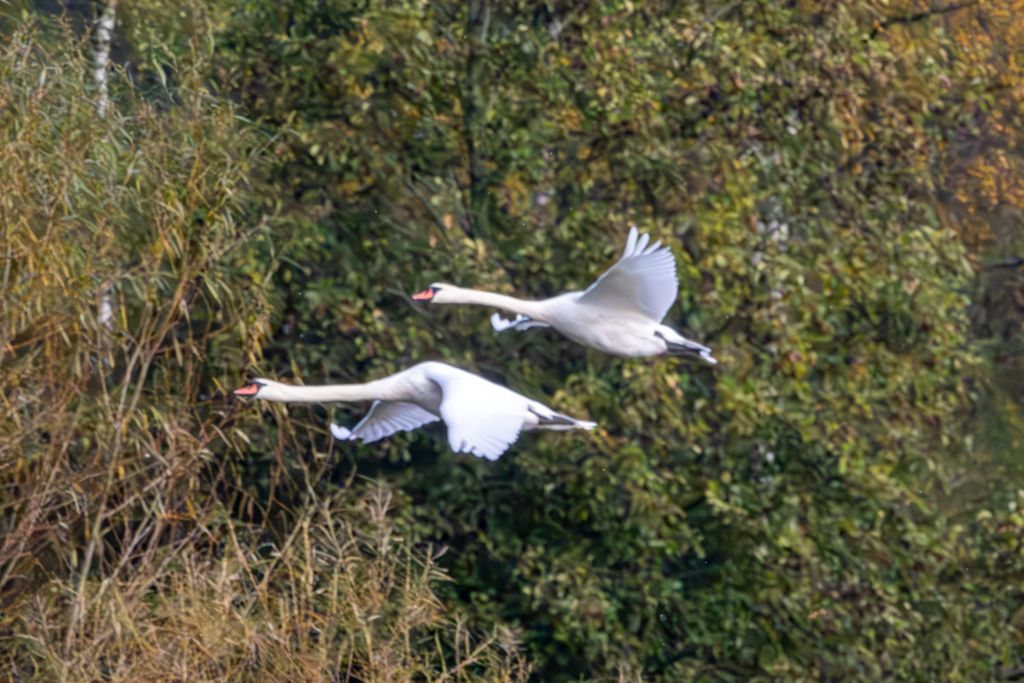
66;0;118;654
93;0;117;332
93;1;116;118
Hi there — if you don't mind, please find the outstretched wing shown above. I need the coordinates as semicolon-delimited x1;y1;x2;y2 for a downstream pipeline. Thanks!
577;226;679;322
330;400;438;444
434;374;526;461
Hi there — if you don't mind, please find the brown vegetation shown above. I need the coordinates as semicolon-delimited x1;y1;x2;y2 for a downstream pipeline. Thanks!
0;23;526;682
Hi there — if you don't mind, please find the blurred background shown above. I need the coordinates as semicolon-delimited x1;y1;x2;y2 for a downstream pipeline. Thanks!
2;0;1023;679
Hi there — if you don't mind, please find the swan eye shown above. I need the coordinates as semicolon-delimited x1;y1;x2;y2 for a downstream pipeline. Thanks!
411;286;438;301
233;381;262;397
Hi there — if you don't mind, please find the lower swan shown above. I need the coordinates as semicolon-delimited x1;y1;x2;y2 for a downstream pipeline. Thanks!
233;361;595;460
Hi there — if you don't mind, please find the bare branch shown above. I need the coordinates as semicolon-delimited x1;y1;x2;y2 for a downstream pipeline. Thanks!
872;1;977;37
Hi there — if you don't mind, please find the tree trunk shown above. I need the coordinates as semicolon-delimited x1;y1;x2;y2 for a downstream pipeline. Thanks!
462;0;490;238
93;0;117;333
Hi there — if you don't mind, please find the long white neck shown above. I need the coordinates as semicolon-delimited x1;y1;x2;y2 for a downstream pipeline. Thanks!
256;379;389;404
441;287;544;318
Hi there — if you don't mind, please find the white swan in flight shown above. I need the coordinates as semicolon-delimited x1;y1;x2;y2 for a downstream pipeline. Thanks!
411;227;717;362
233;361;596;460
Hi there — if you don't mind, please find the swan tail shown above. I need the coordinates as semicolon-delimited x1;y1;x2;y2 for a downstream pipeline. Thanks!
656;328;718;365
528;407;597;432
667;342;717;365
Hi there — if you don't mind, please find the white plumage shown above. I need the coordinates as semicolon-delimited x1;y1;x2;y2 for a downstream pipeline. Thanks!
234;361;595;460
578;228;678;322
412;227;717;362
329;401;438;444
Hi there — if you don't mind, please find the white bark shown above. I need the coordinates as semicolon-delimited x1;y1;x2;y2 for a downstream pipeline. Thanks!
93;1;117;331
93;1;117;118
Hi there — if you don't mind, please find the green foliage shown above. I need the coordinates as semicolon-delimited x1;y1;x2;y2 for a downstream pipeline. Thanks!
5;1;1024;680
214;0;1024;679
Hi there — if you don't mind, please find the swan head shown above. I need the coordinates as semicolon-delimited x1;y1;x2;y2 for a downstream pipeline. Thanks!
233;378;282;400
411;282;457;303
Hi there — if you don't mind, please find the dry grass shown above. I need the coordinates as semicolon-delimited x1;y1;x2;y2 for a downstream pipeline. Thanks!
0;19;527;682
9;485;528;682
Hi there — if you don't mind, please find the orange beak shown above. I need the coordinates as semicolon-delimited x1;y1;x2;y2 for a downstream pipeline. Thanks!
233;382;260;397
411;288;436;301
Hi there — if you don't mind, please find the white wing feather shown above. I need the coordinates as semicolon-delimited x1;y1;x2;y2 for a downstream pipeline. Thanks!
330;400;438;444
577;226;679;322
434;374;525;460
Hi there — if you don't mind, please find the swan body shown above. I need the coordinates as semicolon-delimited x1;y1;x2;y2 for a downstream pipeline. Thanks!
412;227;717;363
233;361;595;460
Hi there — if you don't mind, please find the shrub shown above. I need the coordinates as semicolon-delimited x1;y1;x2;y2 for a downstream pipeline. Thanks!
0;17;526;681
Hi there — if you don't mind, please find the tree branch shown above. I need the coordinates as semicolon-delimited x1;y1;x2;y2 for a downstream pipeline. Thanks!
981;257;1024;271
872;1;977;37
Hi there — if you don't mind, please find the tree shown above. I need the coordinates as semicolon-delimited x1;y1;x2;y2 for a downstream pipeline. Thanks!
216;0;1024;678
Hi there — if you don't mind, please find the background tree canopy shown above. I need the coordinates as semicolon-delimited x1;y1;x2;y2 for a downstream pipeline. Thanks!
3;0;1024;680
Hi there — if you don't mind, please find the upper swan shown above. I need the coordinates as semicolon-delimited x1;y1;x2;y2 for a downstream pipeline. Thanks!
411;227;717;362
233;361;595;460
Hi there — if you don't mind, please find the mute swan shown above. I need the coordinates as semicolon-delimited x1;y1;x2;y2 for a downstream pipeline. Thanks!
412;227;717;362
233;361;596;460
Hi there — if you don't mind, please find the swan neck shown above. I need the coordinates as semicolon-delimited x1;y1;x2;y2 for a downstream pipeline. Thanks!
268;381;383;403
450;288;541;317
